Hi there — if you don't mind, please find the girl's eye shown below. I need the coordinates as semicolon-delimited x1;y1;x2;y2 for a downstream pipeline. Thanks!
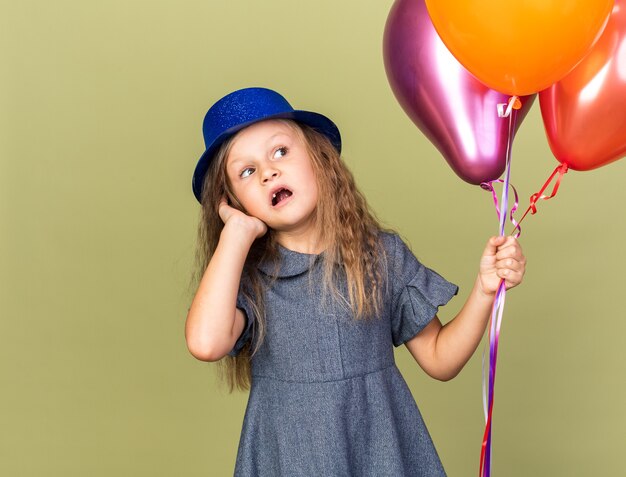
273;146;288;159
240;167;255;179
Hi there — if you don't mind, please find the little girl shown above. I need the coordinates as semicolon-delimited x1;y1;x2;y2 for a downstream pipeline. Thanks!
185;87;525;476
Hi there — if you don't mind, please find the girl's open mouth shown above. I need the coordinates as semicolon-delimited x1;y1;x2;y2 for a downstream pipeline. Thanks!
271;188;293;207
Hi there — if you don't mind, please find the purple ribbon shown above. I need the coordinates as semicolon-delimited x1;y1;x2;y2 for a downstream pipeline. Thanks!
479;96;519;477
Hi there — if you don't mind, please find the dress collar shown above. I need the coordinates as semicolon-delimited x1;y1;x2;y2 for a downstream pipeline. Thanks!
257;244;324;278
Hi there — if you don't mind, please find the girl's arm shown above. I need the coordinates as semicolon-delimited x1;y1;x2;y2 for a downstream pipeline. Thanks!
405;236;525;381
185;200;266;362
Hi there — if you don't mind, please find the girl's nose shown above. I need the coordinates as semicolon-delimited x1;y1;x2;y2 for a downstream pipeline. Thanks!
261;167;279;183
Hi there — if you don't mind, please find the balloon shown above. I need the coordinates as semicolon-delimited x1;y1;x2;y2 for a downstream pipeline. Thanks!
425;0;614;96
383;0;535;185
540;1;626;171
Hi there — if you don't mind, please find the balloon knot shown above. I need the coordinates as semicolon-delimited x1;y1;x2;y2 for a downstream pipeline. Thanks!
497;95;520;117
529;193;539;214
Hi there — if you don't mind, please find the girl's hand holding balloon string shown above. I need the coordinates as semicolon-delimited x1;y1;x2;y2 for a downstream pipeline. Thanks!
405;235;525;381
478;236;526;296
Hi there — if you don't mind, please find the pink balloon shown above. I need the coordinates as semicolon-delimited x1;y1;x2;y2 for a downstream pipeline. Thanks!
383;0;535;184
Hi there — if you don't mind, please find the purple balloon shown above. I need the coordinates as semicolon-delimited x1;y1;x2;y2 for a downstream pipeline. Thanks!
383;0;535;184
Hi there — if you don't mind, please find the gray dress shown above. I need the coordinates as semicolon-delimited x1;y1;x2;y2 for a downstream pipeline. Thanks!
229;232;458;476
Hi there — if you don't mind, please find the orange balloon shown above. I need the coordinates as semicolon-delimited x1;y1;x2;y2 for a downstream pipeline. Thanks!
540;1;626;171
425;0;614;96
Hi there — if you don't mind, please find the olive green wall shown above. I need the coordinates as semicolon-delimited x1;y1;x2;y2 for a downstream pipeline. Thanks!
2;1;625;475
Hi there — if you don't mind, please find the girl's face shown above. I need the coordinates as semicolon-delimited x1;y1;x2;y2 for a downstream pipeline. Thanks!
225;120;320;242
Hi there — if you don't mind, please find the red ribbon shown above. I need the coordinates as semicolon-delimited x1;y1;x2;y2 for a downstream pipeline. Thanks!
511;163;569;235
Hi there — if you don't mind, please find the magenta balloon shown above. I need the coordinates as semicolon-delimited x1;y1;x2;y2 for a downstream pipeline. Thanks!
383;0;535;184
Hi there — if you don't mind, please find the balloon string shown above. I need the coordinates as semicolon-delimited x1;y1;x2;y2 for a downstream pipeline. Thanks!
479;102;567;477
481;95;522;237
479;280;505;477
510;162;569;236
479;100;517;477
479;165;568;477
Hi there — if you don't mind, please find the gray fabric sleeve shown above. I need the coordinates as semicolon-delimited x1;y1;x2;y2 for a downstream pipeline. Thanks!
389;234;459;347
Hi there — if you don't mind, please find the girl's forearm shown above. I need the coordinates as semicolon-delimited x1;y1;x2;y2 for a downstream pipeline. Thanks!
432;276;495;379
185;223;255;360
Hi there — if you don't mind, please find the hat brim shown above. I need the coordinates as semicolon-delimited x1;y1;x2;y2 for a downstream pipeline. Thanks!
192;110;341;203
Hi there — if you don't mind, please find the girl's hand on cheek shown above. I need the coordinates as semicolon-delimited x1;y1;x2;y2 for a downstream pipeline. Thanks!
478;236;526;296
218;198;268;240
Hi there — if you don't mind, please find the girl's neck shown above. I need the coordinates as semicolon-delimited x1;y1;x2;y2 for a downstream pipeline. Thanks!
275;230;325;255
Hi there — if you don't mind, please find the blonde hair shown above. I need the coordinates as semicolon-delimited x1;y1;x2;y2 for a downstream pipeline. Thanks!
191;119;390;392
